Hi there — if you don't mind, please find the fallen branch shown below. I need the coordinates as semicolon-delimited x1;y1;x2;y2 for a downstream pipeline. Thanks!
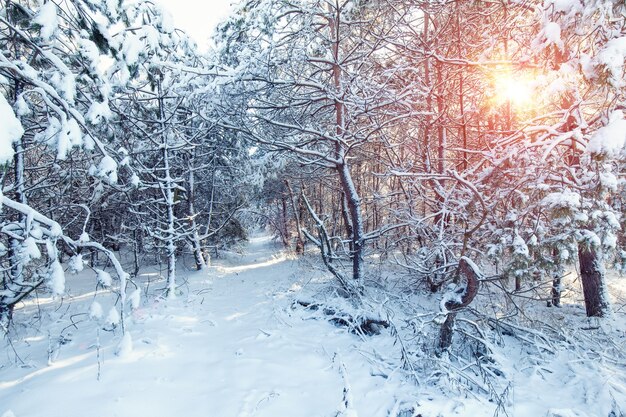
295;300;389;336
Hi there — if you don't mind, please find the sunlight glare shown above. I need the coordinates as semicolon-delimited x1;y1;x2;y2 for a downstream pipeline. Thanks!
492;71;534;107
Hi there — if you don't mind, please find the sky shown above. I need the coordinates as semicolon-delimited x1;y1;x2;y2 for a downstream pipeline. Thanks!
156;0;236;50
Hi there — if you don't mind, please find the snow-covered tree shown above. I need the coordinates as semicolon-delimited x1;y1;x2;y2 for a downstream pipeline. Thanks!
212;0;423;295
484;0;625;316
0;0;136;325
0;0;200;323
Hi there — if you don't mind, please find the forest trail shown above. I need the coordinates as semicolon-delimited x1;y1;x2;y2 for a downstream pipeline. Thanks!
0;235;407;417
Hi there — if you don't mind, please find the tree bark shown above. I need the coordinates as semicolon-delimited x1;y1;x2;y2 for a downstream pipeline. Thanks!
338;163;365;285
281;194;291;247
551;275;562;307
187;159;206;270
285;180;305;255
341;192;354;253
437;257;480;354
4;77;25;326
578;244;610;317
157;79;177;298
329;9;364;286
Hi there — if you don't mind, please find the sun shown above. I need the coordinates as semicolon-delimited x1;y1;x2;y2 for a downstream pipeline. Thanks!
492;71;535;108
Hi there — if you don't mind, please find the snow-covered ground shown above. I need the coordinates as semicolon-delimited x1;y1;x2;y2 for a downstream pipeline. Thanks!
2;235;626;417
1;236;416;417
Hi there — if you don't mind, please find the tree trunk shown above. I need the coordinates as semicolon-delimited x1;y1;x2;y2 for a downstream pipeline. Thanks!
186;154;206;270
0;302;14;329
341;192;354;253
433;62;448;229
438;313;456;354
422;12;432;176
456;4;468;172
164;145;177;298
281;194;291;247
578;244;610;317
338;163;365;285
329;10;364;286
285;180;305;255
551;275;562;307
549;248;563;307
157;79;177;298
4;82;26;325
437;257;480;354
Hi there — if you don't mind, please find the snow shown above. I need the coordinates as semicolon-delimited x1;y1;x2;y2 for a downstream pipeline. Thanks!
513;233;530;257
86;101;113;124
158;7;175;34
603;211;621;229
439;286;463;313
49;222;63;238
47;260;66;296
541;190;581;211
543;22;563;49
34;2;58;41
95;269;112;287
30;225;43;240
0;93;25;164
579;230;601;248
105;0;119;19
599;171;618;191
0;236;411;416
579;53;595;80
68;255;85;274
15;95;29;116
56;119;83;159
115;332;133;357
130;173;140;187
129;289;141;310
2;235;625;417
586;111;626;158
89;301;103;320
603;232;617;249
546;0;582;13
35;117;62;151
45;239;56;258
597;37;626;87
56;127;71;160
95;155;118;184
78;39;101;73
49;68;76;103
459;256;482;278
105;306;120;326
21;237;41;265
122;33;143;66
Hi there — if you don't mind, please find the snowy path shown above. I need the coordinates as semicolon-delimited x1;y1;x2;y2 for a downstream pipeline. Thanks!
5;235;624;417
1;235;406;417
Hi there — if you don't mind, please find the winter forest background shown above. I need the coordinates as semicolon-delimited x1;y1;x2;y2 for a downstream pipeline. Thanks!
1;1;626;416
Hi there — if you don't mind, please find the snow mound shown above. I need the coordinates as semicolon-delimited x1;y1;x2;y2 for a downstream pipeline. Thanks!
115;332;133;357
